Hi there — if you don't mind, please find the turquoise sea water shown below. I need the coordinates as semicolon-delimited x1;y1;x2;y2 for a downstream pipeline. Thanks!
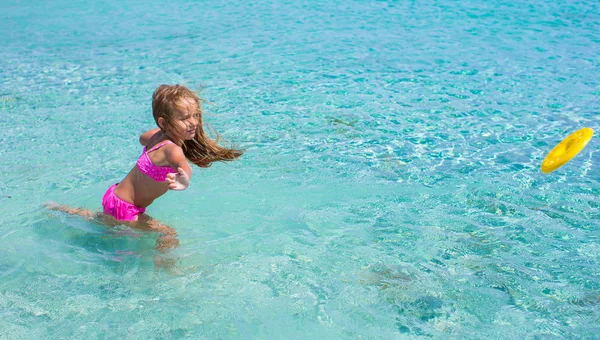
1;0;599;338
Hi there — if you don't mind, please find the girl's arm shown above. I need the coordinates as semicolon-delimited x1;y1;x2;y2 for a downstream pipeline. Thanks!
139;128;161;146
164;145;193;191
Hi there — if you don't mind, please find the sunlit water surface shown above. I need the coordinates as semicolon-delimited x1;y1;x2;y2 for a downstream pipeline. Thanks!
1;0;599;338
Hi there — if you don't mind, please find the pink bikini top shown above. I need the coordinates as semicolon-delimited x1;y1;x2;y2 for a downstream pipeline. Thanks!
136;141;176;182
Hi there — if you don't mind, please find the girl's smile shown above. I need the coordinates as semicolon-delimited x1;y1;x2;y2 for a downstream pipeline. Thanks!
171;97;200;141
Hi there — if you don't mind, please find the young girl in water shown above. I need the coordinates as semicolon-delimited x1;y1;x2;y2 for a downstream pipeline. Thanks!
47;84;243;249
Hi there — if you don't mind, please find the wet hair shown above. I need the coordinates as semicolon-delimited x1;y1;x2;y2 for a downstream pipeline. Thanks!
152;84;243;167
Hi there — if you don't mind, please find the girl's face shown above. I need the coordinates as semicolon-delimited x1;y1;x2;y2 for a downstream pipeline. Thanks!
169;97;199;141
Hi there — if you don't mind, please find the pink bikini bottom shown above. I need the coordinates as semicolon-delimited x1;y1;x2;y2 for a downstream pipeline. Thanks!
102;183;146;221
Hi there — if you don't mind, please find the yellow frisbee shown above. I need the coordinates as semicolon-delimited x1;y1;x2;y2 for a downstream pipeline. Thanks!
541;127;594;174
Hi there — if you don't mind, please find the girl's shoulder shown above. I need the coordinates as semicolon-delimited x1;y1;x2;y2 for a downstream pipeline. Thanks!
139;128;162;146
147;139;180;154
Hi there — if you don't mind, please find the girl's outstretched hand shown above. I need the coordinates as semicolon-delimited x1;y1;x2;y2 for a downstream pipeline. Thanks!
166;167;190;190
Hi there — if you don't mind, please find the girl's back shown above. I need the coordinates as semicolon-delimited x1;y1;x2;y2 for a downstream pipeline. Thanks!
115;130;179;208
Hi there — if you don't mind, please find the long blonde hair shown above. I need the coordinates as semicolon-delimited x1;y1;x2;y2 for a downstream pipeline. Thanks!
152;84;243;167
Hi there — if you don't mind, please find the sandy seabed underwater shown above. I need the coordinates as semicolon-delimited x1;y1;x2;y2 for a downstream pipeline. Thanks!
1;0;600;338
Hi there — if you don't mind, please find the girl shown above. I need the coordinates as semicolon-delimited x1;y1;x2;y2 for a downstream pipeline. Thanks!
47;84;243;250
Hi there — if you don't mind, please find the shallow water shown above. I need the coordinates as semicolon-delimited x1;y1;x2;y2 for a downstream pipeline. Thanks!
1;0;599;338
